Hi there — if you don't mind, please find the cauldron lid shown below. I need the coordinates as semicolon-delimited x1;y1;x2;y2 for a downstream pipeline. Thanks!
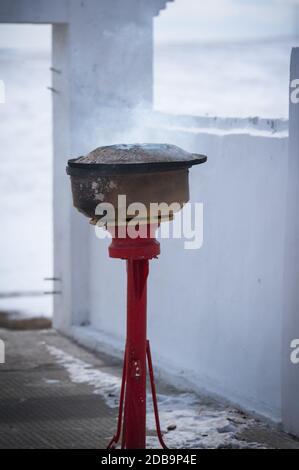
67;143;207;175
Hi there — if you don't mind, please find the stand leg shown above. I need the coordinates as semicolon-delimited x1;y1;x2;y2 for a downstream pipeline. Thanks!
146;340;168;449
107;348;127;449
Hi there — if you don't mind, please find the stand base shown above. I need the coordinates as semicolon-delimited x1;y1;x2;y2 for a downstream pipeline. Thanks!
107;340;168;450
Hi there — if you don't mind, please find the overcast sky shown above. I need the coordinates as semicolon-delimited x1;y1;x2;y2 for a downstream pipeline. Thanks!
156;0;297;43
0;0;297;49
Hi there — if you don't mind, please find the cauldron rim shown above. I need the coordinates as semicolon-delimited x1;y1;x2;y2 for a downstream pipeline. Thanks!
66;154;207;176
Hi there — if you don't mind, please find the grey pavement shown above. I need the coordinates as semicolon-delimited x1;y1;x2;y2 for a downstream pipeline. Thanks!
0;328;298;449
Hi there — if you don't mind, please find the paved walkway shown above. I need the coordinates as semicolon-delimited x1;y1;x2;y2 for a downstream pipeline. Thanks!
0;328;298;449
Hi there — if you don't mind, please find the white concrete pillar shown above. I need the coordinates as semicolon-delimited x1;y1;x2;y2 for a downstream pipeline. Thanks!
52;0;158;331
0;0;170;330
282;47;299;437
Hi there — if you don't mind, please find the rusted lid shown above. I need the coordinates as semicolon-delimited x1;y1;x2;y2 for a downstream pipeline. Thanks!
67;143;207;175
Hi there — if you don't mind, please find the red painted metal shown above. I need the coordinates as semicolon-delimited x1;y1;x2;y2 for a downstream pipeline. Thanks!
108;223;160;260
106;348;127;449
106;223;168;449
146;340;168;450
123;258;148;448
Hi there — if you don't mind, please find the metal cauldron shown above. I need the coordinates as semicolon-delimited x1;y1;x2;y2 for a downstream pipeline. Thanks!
66;143;207;224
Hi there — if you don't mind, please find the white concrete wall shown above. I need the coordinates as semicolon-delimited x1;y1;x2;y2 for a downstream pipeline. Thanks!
85;118;288;422
282;47;299;436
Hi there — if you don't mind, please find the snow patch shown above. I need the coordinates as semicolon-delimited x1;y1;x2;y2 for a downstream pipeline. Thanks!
46;345;121;408
47;345;265;449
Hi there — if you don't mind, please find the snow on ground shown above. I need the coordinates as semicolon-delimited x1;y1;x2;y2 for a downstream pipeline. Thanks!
0;297;52;318
47;345;264;449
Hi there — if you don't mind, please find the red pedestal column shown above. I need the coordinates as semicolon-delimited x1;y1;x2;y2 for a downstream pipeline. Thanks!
122;259;148;448
107;224;167;450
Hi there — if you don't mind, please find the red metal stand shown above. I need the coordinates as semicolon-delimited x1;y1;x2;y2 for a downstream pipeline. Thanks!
106;224;168;449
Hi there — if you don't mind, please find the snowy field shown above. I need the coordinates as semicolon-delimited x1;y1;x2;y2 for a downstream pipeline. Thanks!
155;38;296;118
0;38;296;317
0;49;53;317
